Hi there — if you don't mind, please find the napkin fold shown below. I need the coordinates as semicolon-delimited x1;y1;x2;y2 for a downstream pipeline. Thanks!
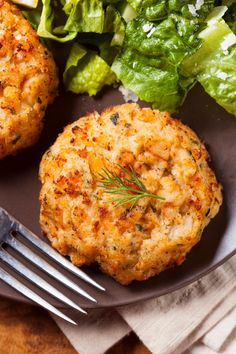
54;255;236;354
202;306;236;351
54;309;130;354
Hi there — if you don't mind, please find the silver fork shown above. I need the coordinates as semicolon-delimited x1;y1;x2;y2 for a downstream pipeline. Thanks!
0;207;105;325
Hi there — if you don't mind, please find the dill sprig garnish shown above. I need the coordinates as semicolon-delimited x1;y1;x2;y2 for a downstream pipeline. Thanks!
97;165;165;208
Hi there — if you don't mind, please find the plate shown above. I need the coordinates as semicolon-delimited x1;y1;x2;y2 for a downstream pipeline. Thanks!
0;84;236;310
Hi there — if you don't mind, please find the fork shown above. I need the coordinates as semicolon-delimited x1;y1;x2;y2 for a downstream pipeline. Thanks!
0;207;105;325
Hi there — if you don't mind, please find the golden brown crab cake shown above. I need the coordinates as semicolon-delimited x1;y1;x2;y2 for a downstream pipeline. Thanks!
0;0;58;159
39;103;222;285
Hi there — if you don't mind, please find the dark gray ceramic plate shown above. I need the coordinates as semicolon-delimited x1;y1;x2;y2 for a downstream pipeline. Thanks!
0;84;236;312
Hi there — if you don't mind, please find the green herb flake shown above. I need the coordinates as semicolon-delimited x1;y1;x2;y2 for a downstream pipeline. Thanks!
150;205;157;212
135;223;143;231
110;113;119;125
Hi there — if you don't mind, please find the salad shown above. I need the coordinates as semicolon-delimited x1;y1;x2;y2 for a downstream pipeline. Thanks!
21;0;236;115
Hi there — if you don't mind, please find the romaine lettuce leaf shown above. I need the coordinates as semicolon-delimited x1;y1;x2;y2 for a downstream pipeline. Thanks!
126;0;167;20
112;15;198;112
126;0;215;21
76;33;118;64
103;5;125;45
63;0;105;33
198;48;236;116
23;0;235;117
37;0;77;42
182;19;236;116
36;0;125;43
63;43;117;95
124;16;201;64
112;47;194;112
118;1;137;22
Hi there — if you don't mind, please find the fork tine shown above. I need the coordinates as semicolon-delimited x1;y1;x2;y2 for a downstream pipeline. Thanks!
7;235;96;303
0;248;87;314
0;266;78;325
14;218;105;291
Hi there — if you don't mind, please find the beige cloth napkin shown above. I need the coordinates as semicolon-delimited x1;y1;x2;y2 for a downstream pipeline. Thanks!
53;254;236;354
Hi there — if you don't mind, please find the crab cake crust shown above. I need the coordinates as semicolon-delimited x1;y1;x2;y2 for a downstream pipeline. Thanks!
0;0;58;159
39;103;222;284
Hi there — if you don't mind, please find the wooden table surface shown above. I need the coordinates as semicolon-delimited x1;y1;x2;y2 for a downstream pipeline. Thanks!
0;296;150;354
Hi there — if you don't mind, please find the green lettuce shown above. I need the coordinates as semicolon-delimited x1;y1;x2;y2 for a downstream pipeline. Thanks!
77;33;119;64
112;15;199;112
112;47;194;112
126;0;168;21
23;0;236;116
124;15;201;63
63;43;117;95
126;0;215;21
63;0;105;33
182;18;236;116
37;0;77;42
24;0;124;95
33;0;125;42
118;1;137;22
103;5;125;45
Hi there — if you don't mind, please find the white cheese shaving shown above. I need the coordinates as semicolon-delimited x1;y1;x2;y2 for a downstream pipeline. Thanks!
188;4;198;17
188;0;205;17
147;27;156;38
195;0;204;11
216;72;228;80
221;33;236;51
143;23;153;33
143;23;156;38
218;83;226;90
118;86;139;103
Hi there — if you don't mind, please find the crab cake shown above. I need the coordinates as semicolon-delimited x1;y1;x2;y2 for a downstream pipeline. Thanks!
0;0;58;159
39;103;222;285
